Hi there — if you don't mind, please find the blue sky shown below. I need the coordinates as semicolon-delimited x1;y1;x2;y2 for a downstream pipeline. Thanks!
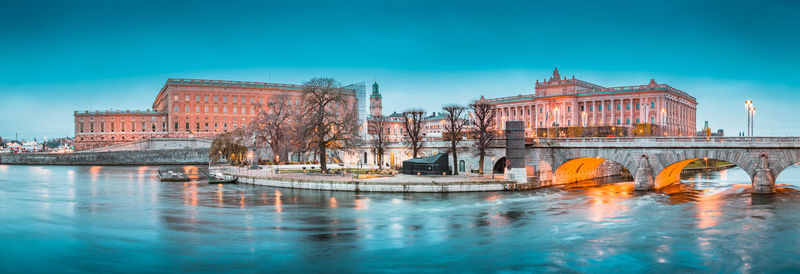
1;0;799;140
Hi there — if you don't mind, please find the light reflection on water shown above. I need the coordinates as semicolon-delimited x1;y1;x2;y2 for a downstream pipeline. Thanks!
2;165;800;272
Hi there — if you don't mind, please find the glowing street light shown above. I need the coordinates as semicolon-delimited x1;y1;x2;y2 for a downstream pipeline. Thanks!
745;100;755;136
553;106;560;137
581;111;587;127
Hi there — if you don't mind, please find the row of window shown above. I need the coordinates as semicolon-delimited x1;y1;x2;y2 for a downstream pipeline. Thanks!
79;116;163;122
79;122;166;133
172;104;258;115
173;122;248;131
173;93;302;106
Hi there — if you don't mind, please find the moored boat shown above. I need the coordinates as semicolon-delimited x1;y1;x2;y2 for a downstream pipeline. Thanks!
158;169;190;182
209;173;238;184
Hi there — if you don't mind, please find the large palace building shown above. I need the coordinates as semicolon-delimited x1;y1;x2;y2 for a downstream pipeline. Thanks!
485;68;697;137
74;78;364;151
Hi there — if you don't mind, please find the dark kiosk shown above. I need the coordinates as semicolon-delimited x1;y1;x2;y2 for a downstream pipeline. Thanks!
402;153;452;175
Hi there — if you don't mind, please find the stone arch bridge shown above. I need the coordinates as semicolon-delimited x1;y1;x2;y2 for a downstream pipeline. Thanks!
489;136;800;194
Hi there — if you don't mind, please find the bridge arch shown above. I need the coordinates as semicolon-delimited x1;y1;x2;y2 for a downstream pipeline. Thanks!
546;148;640;186
493;157;507;174
549;148;640;178
552;157;631;185
774;161;800;187
653;157;745;189
765;154;800;185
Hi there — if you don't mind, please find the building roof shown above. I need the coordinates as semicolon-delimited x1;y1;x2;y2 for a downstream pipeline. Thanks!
485;69;697;104
403;153;448;164
425;112;448;121
163;78;357;94
165;78;303;90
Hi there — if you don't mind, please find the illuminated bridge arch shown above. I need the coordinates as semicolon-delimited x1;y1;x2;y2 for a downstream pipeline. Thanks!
552;157;631;185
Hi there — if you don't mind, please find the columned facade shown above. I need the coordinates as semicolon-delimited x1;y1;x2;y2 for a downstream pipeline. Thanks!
486;69;697;137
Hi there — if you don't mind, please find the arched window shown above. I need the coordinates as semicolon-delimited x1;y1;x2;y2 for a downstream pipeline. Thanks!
459;160;465;172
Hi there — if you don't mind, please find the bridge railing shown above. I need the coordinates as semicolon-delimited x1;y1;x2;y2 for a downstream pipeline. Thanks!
528;136;800;144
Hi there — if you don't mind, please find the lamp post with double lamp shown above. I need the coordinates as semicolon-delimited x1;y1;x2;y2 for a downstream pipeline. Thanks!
745;100;755;137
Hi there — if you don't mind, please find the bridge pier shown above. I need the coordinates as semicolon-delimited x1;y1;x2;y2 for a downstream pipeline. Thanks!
633;154;655;191
752;153;776;194
504;121;528;185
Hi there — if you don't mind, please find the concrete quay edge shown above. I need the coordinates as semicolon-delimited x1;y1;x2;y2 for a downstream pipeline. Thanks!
227;173;535;193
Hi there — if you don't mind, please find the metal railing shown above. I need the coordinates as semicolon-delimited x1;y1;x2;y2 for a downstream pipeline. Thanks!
529;136;800;144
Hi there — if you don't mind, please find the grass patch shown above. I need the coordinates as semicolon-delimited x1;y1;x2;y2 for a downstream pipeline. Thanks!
684;159;734;169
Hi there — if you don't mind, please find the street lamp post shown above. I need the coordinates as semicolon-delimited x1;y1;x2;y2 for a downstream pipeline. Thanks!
752;107;756;136
745;100;755;137
746;101;751;137
554;106;560;137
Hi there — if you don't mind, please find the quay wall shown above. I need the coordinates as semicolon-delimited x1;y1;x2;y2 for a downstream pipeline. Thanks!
236;176;510;192
214;167;522;192
0;148;209;165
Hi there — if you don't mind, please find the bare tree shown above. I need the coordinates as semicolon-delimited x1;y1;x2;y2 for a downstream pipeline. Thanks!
299;77;362;172
469;98;497;175
209;130;248;164
401;109;425;158
249;94;294;163
368;115;390;169
442;104;467;175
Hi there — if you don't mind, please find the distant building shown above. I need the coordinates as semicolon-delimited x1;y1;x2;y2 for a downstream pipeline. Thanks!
343;82;367;137
369;82;382;117
697;121;724;136
74;78;360;151
484;68;698;137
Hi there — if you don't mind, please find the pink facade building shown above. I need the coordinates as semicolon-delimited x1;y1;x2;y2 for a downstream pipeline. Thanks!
485;68;697;137
74;78;357;151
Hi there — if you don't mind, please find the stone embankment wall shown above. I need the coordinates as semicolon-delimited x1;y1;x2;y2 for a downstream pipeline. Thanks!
236;176;510;193
0;148;209;165
81;138;212;152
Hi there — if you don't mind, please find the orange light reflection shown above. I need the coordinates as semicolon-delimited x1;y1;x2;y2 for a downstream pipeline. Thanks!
329;197;338;208
274;190;282;212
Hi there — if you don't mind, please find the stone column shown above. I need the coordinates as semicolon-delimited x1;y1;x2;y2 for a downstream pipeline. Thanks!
634;154;655;191
752;153;776;194
640;97;645;124
601;100;606;126
610;100;615;127
629;99;634;125
626;98;636;128
592;101;597;126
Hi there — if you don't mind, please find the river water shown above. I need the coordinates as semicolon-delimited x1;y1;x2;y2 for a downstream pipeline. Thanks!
1;164;800;273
